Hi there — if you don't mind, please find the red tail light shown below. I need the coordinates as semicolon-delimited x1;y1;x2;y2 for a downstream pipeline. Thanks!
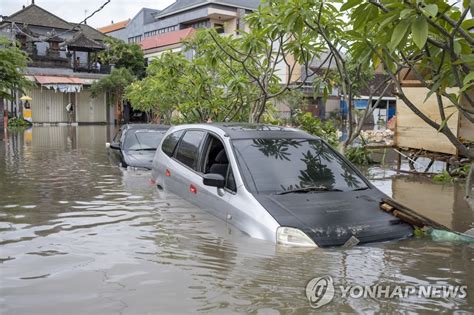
165;169;171;177
189;184;197;194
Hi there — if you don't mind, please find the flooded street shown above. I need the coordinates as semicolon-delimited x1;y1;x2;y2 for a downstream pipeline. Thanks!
1;126;473;314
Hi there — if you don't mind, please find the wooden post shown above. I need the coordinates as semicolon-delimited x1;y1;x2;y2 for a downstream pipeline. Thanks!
396;150;402;174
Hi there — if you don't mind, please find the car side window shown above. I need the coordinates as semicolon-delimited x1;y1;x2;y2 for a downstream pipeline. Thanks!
162;130;184;157
175;130;205;170
113;129;122;145
226;167;237;192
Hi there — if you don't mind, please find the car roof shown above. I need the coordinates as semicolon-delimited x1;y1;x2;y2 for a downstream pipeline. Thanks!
175;123;318;140
122;124;170;131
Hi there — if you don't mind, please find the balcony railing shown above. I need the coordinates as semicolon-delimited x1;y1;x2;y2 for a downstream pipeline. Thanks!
73;62;111;74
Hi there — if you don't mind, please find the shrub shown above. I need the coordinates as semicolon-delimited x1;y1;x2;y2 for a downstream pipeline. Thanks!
345;145;374;165
294;112;338;147
8;116;31;128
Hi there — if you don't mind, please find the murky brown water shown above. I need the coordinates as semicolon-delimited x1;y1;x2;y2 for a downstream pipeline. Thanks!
1;126;473;314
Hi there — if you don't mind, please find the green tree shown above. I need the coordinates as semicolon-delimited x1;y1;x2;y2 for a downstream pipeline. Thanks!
91;67;135;122
125;30;258;124
99;37;145;77
0;37;33;101
345;0;474;158
209;5;319;123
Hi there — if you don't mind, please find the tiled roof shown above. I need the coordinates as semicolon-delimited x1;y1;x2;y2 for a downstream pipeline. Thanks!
78;24;107;42
66;32;105;50
140;28;195;50
98;19;130;34
4;4;73;30
155;0;260;19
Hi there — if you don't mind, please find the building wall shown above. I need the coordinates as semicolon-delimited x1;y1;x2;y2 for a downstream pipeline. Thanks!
106;28;128;42
29;88;69;123
144;45;183;60
396;87;459;155
325;98;340;118
77;90;107;123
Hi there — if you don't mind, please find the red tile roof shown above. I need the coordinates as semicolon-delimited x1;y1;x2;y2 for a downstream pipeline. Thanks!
98;19;129;34
140;28;195;51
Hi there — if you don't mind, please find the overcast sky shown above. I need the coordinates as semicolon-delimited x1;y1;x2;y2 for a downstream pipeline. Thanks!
0;0;176;28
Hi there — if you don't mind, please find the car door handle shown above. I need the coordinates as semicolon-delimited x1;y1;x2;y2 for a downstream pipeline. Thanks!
189;184;197;194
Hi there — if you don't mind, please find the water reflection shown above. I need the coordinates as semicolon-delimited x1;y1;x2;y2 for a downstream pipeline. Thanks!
0;127;472;314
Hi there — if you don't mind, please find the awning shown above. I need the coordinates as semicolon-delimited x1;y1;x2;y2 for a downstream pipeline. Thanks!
34;75;85;85
34;75;85;93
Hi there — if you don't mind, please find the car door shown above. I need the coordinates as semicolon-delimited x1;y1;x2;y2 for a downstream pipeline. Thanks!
166;130;206;204
193;133;238;222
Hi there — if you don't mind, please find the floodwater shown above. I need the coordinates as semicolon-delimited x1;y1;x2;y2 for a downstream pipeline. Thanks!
0;126;473;314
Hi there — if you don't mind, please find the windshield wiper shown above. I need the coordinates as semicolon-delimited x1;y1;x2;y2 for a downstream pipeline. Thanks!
133;148;156;151
276;186;343;195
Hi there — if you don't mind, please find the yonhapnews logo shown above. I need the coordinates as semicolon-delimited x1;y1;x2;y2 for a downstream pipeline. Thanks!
305;276;335;309
305;276;468;309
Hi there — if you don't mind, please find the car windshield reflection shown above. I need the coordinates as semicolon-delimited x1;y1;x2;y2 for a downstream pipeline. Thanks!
233;138;368;194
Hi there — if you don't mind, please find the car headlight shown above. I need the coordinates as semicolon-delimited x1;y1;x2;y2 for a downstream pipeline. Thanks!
276;227;318;247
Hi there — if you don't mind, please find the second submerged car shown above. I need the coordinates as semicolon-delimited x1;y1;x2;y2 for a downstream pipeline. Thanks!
109;124;170;170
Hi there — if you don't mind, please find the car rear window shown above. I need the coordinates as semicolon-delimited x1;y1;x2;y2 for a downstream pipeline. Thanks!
162;130;184;157
175;130;205;170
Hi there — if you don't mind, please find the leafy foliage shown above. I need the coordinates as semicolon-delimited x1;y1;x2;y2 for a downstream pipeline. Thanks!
345;0;474;158
0;37;34;101
125;30;258;124
8;116;31;128
90;67;135;112
294;112;339;147
99;37;145;77
345;146;374;166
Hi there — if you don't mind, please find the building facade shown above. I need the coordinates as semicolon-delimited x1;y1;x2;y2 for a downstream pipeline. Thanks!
1;4;111;124
99;0;260;60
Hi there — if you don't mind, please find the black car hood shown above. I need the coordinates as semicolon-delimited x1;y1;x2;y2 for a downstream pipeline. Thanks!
254;189;413;247
122;150;156;169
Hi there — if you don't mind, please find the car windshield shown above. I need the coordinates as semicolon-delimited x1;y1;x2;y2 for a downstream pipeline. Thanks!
123;130;165;150
232;138;368;194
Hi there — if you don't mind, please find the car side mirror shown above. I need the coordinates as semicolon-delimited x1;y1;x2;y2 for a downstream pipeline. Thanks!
109;142;120;150
203;173;225;188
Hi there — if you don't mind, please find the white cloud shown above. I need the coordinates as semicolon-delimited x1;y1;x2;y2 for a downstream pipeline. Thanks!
0;0;176;28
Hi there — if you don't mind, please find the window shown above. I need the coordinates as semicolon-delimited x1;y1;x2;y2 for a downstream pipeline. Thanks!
123;130;166;150
214;23;224;34
233;139;368;194
226;167;237;192
112;128;123;146
175;130;205;170
128;35;142;43
187;20;210;29
202;134;236;192
162;130;184;157
144;26;177;37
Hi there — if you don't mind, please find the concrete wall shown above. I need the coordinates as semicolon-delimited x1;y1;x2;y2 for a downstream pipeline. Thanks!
325;98;340;119
77;90;107;123
106;28;128;42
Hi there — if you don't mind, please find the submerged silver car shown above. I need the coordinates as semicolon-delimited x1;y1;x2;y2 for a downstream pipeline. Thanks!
151;124;412;247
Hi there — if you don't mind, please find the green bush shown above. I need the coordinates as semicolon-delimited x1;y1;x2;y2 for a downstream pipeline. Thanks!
8;116;31;128
345;146;374;165
433;164;471;183
294;112;339;147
